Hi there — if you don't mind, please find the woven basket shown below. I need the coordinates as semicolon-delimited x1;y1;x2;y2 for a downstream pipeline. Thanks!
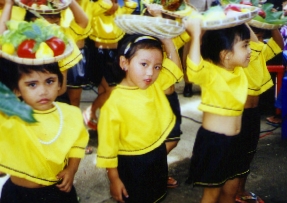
201;4;259;30
143;0;196;19
14;0;71;14
248;19;283;30
115;15;185;38
0;39;73;65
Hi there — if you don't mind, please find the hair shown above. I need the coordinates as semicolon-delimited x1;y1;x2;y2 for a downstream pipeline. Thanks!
0;58;63;91
201;23;250;65
112;34;163;83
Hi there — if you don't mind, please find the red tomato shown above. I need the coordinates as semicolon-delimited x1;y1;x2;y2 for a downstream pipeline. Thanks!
17;39;36;59
45;37;66;56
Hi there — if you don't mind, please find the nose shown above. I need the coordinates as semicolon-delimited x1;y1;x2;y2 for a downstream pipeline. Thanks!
146;67;153;76
39;85;48;95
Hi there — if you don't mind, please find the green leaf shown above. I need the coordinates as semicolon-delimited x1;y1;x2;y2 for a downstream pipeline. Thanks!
0;82;36;123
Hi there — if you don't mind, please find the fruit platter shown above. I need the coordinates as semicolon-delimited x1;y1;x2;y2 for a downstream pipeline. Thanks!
198;3;259;30
223;0;287;29
115;14;185;39
142;0;195;18
14;0;71;14
0;19;73;65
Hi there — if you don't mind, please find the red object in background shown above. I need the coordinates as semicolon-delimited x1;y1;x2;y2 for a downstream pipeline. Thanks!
17;39;36;59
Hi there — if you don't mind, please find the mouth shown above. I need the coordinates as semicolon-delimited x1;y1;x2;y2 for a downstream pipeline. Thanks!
144;78;152;84
38;99;50;104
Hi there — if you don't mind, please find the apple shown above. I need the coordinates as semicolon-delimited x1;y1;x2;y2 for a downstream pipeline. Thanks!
224;5;241;12
258;8;266;18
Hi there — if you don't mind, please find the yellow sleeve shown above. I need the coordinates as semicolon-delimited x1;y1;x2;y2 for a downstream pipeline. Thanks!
172;31;190;50
186;57;211;85
66;20;92;42
156;58;183;90
117;0;138;14
90;0;113;16
263;38;282;62
97;103;120;168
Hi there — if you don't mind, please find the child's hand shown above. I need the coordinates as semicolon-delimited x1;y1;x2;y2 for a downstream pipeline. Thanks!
110;178;129;203
56;168;76;192
182;14;202;37
146;3;163;17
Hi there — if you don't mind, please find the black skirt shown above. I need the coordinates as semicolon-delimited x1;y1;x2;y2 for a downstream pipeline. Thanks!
186;127;246;187
118;144;168;203
1;178;78;203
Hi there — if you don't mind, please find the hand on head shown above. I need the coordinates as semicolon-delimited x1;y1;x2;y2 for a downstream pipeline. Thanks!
183;14;202;37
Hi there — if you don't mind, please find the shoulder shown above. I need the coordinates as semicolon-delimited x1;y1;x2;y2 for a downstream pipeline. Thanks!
56;102;82;116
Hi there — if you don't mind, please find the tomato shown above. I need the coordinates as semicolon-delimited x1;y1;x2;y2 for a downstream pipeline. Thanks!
17;39;36;59
45;37;66;56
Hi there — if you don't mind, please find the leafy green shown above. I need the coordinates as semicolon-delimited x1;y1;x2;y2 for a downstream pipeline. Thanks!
0;19;68;50
0;82;36;123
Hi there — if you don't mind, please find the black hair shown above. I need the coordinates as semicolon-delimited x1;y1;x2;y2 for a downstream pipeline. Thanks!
201;23;250;65
112;34;163;83
0;58;63;91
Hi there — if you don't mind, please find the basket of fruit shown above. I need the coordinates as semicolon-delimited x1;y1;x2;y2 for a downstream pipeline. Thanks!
115;14;185;38
221;0;287;30
0;19;73;65
142;0;195;18
199;3;259;30
248;3;287;29
14;0;71;14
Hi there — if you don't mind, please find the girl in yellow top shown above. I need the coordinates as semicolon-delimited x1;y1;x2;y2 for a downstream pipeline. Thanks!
96;34;183;203
82;0;137;130
236;26;283;203
0;59;89;202
183;17;251;202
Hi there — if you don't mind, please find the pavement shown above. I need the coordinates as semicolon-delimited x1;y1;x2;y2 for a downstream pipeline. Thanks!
1;80;284;203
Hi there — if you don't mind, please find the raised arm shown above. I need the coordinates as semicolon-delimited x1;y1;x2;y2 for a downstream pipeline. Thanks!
69;0;89;28
0;0;13;34
183;16;202;65
271;28;284;50
161;38;182;70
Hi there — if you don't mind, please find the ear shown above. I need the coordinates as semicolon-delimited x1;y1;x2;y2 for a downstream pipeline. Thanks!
119;56;128;71
220;50;231;61
13;89;21;97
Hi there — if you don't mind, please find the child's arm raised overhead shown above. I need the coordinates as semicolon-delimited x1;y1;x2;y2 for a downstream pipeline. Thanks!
183;17;202;65
271;28;284;50
0;0;13;34
69;0;89;28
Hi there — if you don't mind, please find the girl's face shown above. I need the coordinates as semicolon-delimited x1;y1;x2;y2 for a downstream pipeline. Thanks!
121;48;163;89
15;71;60;111
225;38;251;69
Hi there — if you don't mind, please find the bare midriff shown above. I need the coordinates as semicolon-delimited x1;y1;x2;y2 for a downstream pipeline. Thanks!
11;176;45;188
202;112;242;136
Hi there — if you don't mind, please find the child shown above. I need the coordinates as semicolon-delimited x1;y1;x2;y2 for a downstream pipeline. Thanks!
236;26;283;203
0;59;89;202
183;17;251;202
82;0;138;130
96;34;183;203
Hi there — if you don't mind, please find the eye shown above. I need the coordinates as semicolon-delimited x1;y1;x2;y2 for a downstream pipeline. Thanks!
27;82;36;88
47;78;55;85
154;65;162;70
141;63;148;67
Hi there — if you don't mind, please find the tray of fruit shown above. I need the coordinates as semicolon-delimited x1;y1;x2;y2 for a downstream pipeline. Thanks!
199;3;259;30
222;0;287;30
142;0;195;18
0;19;73;65
14;0;71;14
248;3;287;29
115;14;185;39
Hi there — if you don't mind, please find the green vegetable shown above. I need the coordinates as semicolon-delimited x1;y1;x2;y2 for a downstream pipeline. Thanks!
0;82;36;123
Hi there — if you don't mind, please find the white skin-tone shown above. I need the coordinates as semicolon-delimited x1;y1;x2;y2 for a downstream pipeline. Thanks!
10;71;81;192
183;17;251;203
